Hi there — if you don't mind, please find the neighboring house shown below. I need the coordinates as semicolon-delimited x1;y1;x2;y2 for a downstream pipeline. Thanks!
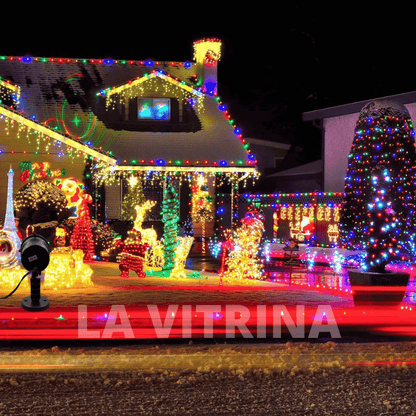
262;160;323;193
302;91;416;192
246;138;290;176
246;136;321;193
0;39;257;240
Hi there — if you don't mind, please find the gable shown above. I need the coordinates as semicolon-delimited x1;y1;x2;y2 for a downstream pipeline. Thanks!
98;71;204;132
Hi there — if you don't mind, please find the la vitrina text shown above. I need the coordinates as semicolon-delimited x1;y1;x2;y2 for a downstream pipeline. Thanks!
78;304;341;339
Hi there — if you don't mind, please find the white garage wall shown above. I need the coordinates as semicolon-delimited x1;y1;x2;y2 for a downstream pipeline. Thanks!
324;113;358;192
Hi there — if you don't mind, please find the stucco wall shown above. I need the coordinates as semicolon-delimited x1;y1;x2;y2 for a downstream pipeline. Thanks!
323;113;358;192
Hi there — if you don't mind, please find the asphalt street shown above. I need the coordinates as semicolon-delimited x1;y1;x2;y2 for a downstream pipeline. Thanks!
0;342;415;415
0;366;415;415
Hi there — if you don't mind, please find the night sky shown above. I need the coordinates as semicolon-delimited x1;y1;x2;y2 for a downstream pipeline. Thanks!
5;6;415;170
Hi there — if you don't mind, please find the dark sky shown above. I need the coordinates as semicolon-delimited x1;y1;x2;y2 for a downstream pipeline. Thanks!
5;6;415;166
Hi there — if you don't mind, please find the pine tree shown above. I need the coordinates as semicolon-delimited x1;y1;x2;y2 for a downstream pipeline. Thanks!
121;176;145;222
340;100;416;260
161;183;179;270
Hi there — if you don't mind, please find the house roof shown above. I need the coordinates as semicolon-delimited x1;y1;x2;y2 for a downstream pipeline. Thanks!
0;54;256;173
266;160;322;177
247;138;291;150
302;91;416;121
0;102;117;165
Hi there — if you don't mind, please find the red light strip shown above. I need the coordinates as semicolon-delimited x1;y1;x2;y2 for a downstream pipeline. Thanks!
349;286;409;292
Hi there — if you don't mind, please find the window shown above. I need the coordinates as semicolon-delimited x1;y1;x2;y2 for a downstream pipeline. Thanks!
138;98;171;120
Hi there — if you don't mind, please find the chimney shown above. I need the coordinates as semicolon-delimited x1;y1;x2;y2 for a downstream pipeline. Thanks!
193;38;222;96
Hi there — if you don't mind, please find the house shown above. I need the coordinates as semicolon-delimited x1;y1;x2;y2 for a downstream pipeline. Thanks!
262;159;323;193
302;91;416;192
0;39;258;243
246;138;290;177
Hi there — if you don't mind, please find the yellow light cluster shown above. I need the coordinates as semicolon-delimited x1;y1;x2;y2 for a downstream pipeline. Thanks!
224;216;265;280
43;248;93;290
170;236;194;279
193;39;222;63
280;206;314;222
0;249;93;292
133;201;164;269
14;181;66;215
95;167;258;188
327;224;340;243
133;200;157;230
0;266;29;292
316;206;340;222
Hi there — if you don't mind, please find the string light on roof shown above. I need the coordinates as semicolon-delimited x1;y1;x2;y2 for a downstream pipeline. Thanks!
102;71;204;114
0;104;116;164
0;55;195;68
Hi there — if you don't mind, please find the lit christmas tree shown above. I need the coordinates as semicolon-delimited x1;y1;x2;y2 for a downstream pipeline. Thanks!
121;176;145;222
91;219;120;256
70;194;95;261
340;101;416;259
161;183;179;271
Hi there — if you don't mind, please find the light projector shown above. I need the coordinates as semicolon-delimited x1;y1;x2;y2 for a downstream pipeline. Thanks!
19;234;50;311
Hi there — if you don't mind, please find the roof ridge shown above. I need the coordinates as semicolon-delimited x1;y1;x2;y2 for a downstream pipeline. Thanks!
0;55;194;67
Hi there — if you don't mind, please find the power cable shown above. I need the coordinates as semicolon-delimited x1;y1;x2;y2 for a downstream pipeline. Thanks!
0;271;30;299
